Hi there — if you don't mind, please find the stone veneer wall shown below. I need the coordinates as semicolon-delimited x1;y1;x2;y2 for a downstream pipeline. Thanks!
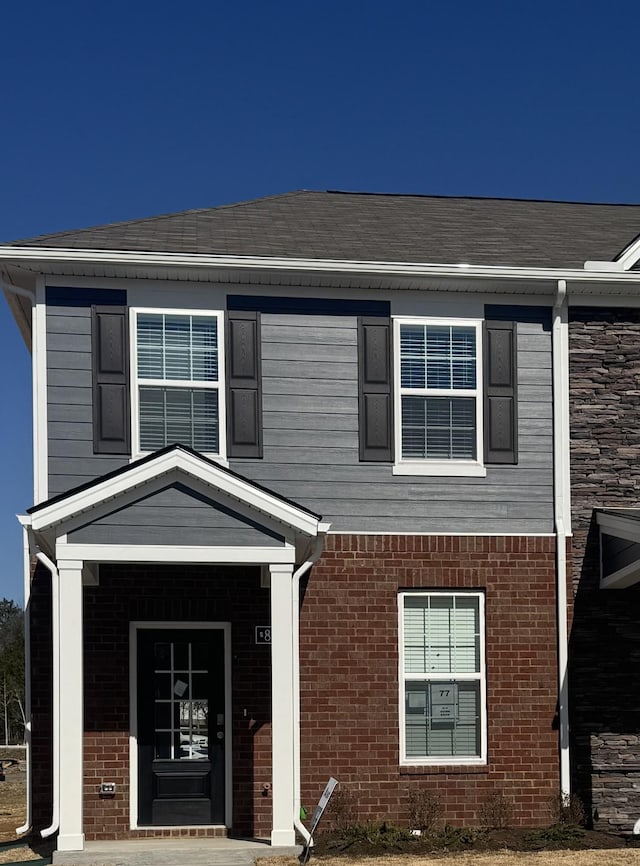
569;308;640;832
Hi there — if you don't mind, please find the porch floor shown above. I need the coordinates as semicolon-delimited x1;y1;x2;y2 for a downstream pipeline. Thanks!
52;838;302;866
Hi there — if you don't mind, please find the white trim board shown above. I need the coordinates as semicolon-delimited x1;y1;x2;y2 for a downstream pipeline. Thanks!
56;542;296;565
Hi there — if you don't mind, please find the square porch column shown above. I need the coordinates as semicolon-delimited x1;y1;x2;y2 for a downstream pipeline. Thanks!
57;559;85;852
269;562;295;847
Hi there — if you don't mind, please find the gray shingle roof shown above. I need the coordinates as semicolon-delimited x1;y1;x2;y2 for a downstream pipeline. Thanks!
8;190;640;269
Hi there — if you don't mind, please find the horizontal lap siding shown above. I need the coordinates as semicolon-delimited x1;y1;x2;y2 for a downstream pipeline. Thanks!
67;485;284;547
230;316;554;534
46;306;128;497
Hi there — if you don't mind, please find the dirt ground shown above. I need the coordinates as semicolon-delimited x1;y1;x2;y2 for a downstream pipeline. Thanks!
261;854;640;866
0;750;26;844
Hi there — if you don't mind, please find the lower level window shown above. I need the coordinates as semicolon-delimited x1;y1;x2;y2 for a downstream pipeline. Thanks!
399;591;486;764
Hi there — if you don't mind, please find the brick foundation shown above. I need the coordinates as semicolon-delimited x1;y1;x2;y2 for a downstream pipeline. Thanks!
30;535;559;841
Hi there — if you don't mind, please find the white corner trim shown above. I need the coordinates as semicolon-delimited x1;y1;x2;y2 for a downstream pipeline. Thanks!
33;277;48;504
30;448;322;537
56;542;296;565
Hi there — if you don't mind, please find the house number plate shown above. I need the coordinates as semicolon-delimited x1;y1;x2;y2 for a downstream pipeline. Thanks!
255;626;271;644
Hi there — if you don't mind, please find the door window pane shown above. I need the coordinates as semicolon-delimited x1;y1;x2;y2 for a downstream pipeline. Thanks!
152;638;211;761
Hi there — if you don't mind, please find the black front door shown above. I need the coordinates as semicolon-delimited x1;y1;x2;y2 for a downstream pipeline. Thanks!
137;629;225;826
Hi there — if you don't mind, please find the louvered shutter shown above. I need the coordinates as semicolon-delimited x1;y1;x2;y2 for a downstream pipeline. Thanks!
483;320;518;464
92;306;130;454
358;317;393;462
226;310;262;458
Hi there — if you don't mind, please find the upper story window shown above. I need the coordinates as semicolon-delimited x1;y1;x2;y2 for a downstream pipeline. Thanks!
394;318;484;476
399;591;486;765
131;309;225;457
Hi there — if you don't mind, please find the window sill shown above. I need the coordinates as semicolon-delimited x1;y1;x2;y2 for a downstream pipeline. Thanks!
392;461;487;478
400;763;488;775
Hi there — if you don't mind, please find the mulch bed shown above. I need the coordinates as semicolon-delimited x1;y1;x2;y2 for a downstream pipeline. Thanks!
311;825;640;857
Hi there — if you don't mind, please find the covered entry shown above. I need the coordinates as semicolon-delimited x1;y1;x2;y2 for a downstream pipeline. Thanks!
25;445;329;851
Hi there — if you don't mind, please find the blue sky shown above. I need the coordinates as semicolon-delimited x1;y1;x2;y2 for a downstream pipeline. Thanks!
1;0;640;602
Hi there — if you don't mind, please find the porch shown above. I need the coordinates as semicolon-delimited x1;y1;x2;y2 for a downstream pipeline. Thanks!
24;446;329;852
51;837;302;866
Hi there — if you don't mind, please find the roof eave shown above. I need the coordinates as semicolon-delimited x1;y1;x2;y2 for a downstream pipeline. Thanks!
3;244;640;286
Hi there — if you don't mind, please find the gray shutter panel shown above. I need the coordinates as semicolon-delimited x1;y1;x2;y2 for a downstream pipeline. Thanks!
483;320;518;464
92;306;130;454
226;310;263;458
358;317;393;462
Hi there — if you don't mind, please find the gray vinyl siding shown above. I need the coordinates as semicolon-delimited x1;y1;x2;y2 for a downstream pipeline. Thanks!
229;314;554;534
67;485;285;547
46;303;553;534
46;305;129;497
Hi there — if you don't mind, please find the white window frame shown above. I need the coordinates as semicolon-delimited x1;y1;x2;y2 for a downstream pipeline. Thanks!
130;308;227;462
398;590;487;766
392;317;485;477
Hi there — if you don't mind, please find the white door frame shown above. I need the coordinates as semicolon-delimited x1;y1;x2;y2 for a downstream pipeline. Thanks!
129;621;232;830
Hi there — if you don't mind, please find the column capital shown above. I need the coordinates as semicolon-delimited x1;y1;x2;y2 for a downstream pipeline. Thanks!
57;559;84;572
269;562;294;576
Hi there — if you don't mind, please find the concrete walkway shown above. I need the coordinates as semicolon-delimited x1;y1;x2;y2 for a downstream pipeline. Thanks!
52;838;302;866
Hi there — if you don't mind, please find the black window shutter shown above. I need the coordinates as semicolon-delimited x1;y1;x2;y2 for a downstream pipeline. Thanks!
92;306;130;454
358;317;393;462
483;320;518;464
226;310;263;458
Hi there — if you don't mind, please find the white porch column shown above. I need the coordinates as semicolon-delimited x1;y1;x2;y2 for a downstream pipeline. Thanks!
269;562;296;847
57;559;85;852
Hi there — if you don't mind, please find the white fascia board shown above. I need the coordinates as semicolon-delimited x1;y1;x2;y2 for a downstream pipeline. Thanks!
584;260;626;272
5;244;640;285
31;449;321;537
596;511;640;545
588;234;640;273
56;542;296;565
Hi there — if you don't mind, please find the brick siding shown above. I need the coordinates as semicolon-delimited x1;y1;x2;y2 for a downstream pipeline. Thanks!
30;535;558;841
300;534;558;828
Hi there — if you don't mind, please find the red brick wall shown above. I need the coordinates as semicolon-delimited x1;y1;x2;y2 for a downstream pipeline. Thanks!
81;564;272;841
299;535;559;828
30;535;559;841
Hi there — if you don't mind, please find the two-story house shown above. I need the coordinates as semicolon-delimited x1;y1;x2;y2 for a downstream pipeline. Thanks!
4;191;640;853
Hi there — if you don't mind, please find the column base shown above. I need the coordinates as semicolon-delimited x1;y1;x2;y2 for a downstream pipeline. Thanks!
271;829;296;847
57;833;85;852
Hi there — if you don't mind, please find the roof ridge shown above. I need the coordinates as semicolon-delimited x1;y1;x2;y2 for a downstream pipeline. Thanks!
8;190;314;245
325;190;640;207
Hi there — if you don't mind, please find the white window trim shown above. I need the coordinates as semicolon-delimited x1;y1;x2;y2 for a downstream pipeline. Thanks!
130;308;227;463
392;317;485;477
398;590;487;766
